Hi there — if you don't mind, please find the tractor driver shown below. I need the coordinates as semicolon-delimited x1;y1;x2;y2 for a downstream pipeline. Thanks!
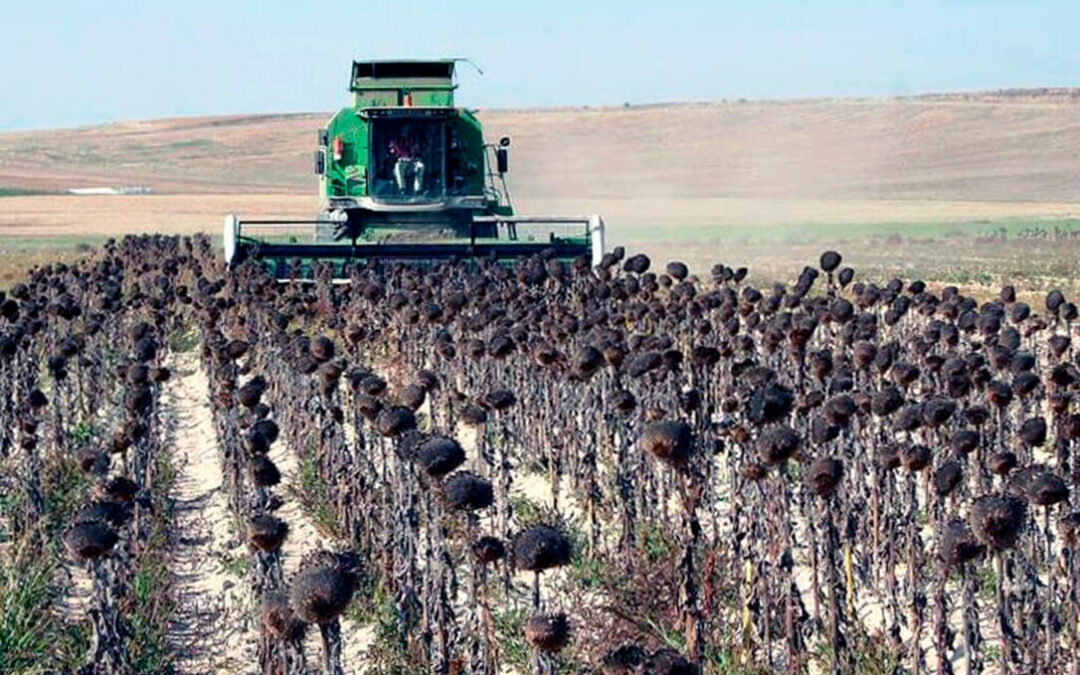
388;126;424;196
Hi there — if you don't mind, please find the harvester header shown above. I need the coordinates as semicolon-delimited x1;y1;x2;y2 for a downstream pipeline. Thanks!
223;58;604;278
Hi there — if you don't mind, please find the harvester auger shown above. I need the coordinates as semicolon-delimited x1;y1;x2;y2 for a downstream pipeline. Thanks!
223;60;605;277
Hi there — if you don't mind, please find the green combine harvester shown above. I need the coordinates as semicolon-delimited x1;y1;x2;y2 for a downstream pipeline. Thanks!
224;59;604;276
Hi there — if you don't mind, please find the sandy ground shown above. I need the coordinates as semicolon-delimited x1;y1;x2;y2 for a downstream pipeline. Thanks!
165;350;259;675
56;556;92;630
6;192;1080;299
2;194;1078;239
0;194;317;237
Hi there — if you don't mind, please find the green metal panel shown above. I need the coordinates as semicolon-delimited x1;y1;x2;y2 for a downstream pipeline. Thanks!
318;60;511;215
351;85;455;108
322;109;369;198
352;90;399;107
350;60;456;108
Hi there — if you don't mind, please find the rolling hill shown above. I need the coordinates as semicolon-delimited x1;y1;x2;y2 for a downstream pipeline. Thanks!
2;89;1079;290
1;90;1078;202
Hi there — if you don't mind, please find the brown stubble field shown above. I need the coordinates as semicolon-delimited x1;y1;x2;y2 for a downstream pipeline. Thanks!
1;89;1080;293
2;193;1080;298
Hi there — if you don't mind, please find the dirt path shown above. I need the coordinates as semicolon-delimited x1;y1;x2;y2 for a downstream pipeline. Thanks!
165;351;258;675
55;559;91;624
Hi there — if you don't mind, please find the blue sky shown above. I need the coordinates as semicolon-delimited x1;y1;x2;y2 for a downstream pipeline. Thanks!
0;0;1075;130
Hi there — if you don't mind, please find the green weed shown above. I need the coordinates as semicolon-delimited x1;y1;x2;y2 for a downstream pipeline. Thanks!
493;607;531;672
344;576;389;624
291;451;340;537
0;188;46;198
701;643;770;675
125;445;178;674
165;138;213;150
0;543;87;674
68;421;100;445
42;454;92;535
168;325;200;354
510;495;545;528
571;552;608;590
810;630;900;675
976;566;997;599
639;522;679;562
218;553;248;579
361;581;426;675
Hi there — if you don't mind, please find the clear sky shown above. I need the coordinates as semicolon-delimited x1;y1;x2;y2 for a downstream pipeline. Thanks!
0;0;1075;131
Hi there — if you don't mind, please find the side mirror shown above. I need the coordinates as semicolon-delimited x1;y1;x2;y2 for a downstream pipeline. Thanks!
314;149;325;175
499;136;511;148
496;147;508;174
318;128;329;147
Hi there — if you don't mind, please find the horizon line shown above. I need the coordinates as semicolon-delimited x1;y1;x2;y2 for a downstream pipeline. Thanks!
3;85;1078;135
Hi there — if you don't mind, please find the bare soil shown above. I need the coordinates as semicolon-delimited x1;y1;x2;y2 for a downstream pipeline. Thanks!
165;350;259;675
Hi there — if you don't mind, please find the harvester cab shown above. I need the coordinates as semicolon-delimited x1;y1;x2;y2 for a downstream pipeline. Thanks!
224;59;604;277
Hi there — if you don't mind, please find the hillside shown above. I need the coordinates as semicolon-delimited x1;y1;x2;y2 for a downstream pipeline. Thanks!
2;91;1080;292
1;91;1079;202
